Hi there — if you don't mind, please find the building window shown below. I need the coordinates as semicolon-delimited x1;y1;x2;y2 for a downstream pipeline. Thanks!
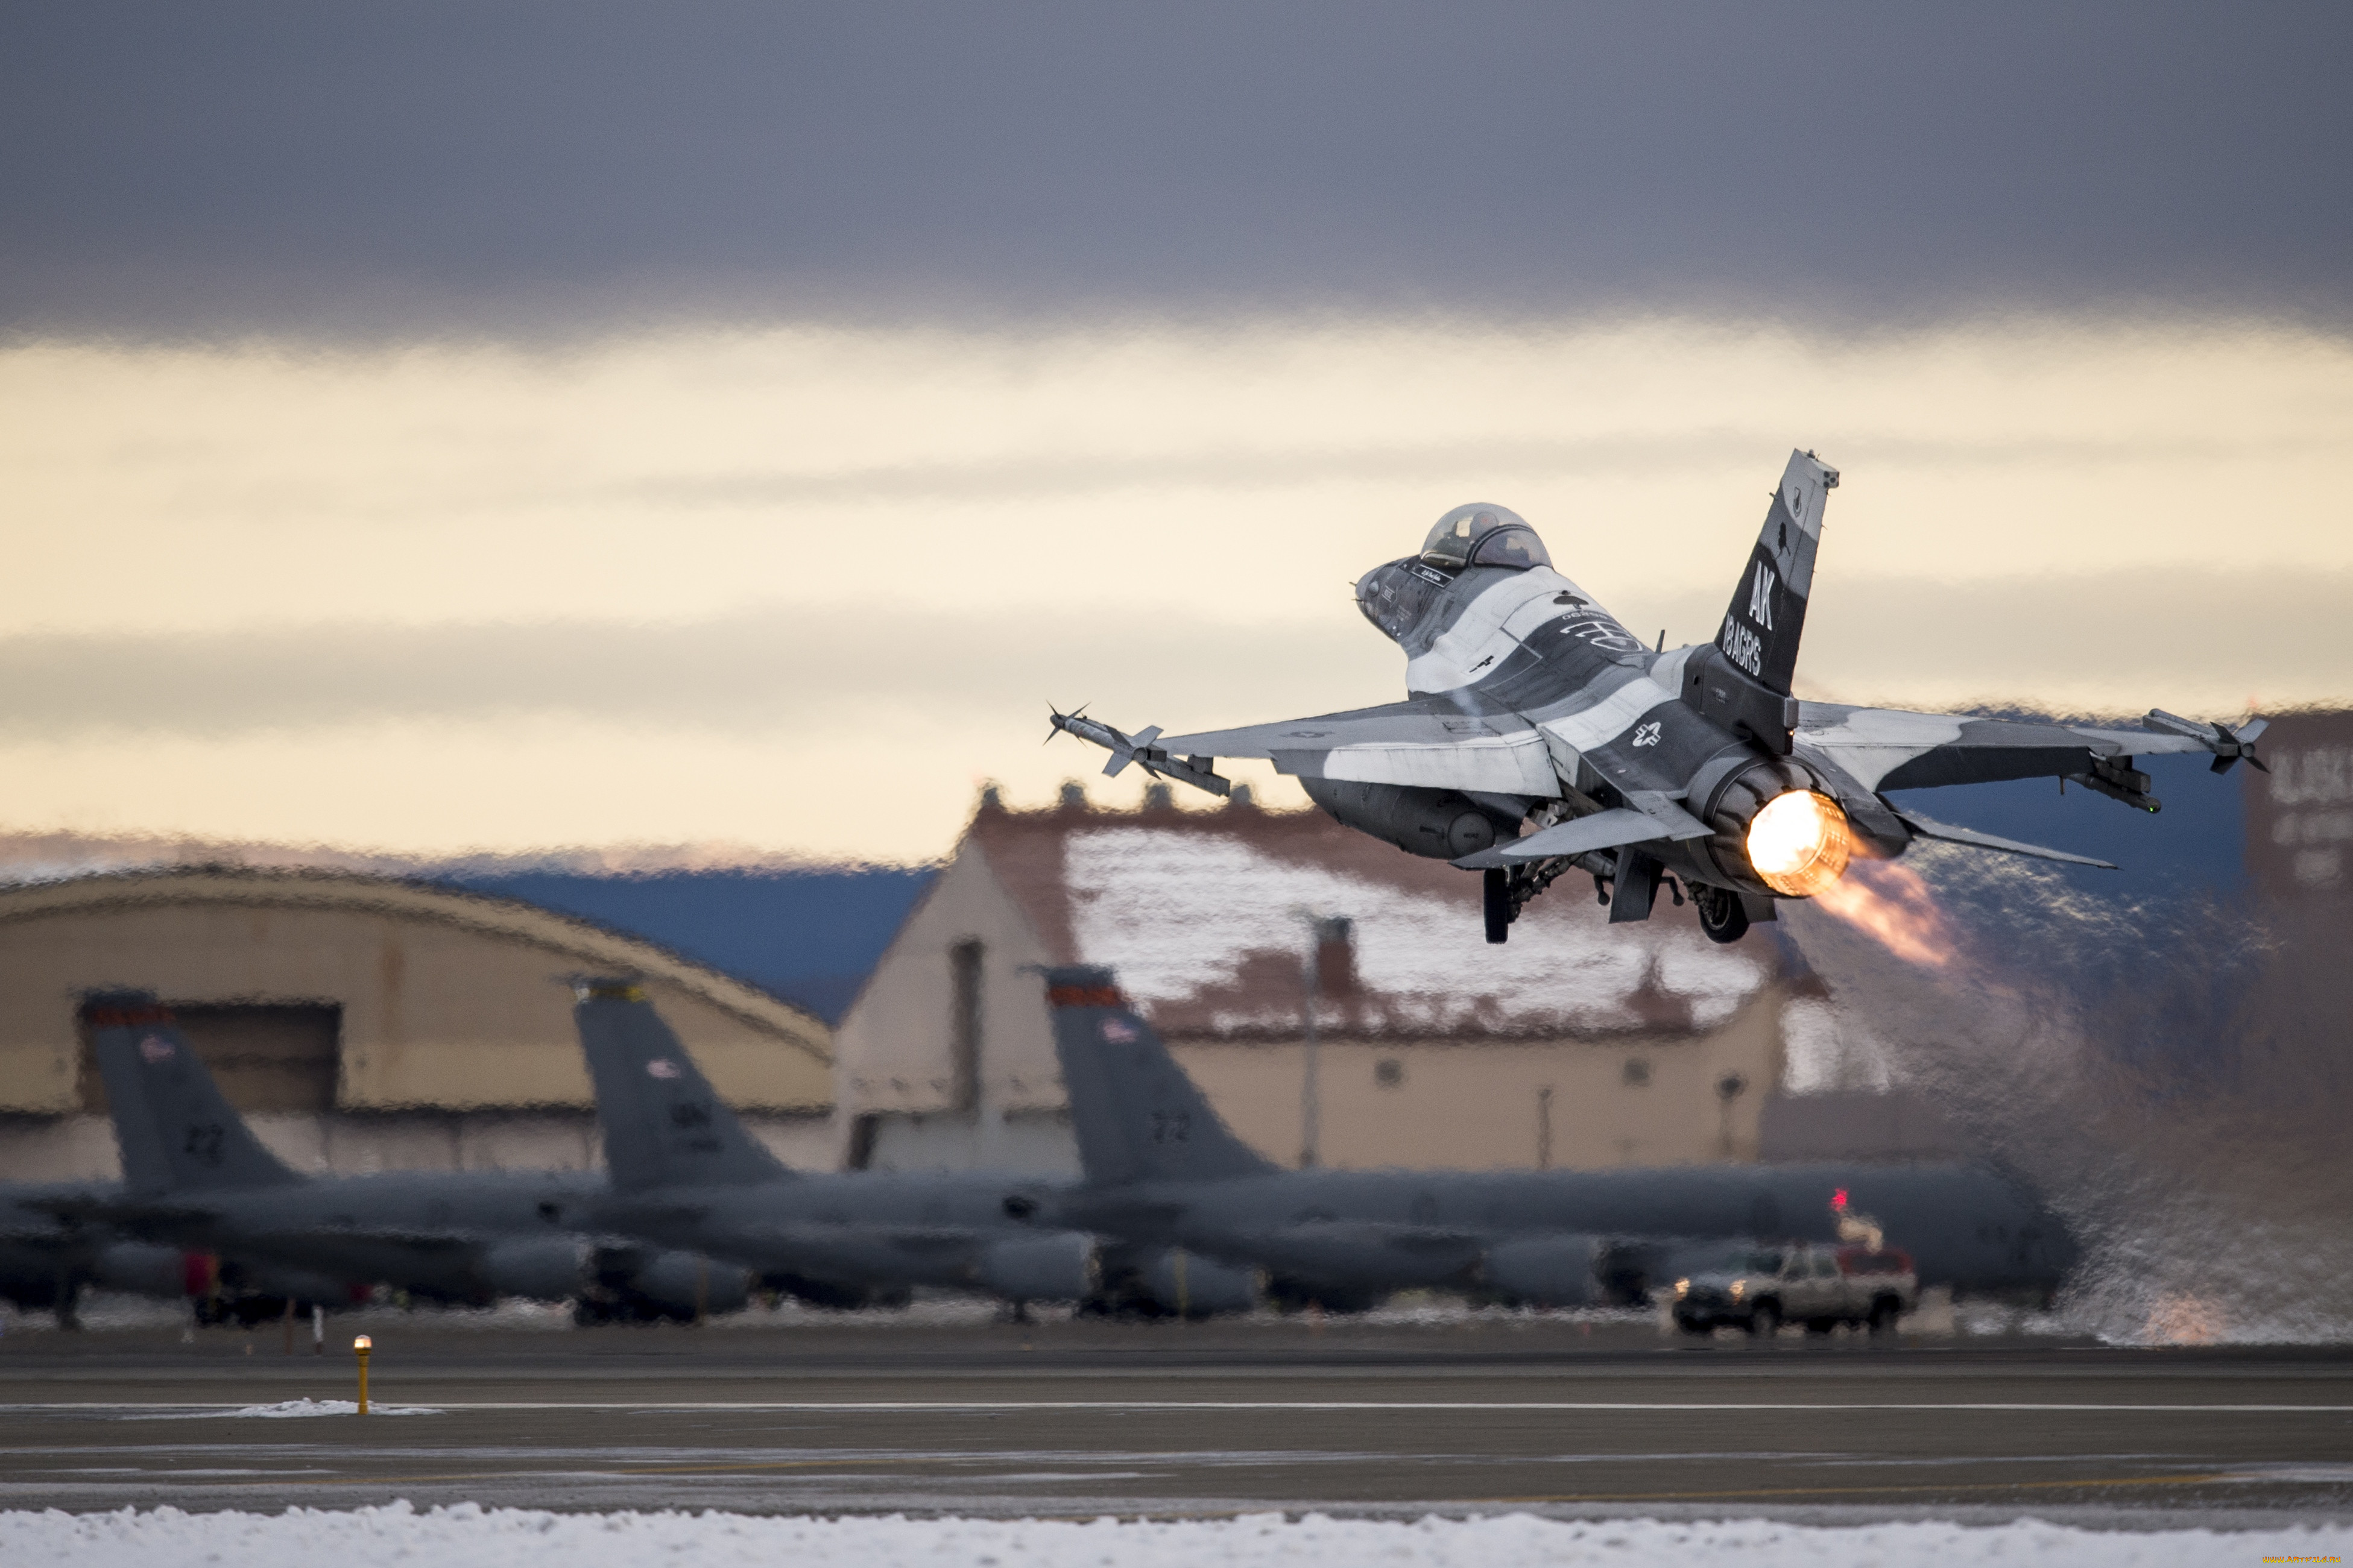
1374;1058;1404;1088
846;1114;880;1170
949;939;983;1114
1622;1058;1651;1087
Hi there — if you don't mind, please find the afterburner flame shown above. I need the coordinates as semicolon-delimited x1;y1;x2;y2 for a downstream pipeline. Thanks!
1745;790;1852;898
1808;858;1954;967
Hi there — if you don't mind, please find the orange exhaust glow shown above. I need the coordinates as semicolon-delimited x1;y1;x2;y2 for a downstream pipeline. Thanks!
2144;1292;2225;1346
1745;790;1852;897
1809;858;1954;968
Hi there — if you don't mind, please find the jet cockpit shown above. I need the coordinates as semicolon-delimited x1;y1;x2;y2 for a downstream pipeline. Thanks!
1359;502;1551;643
1418;503;1551;570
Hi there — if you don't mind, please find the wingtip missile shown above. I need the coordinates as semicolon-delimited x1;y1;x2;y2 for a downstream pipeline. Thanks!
2144;708;2269;773
1047;709;1231;798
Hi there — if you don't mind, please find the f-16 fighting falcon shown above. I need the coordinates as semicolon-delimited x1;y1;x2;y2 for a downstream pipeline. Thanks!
1053;450;2266;943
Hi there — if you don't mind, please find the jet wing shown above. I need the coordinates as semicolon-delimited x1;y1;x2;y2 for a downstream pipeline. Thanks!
1893;809;2117;869
1451;801;1713;869
1795;704;2264;793
1157;698;1558;796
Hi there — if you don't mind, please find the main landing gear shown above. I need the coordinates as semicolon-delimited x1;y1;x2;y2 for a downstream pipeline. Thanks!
1485;859;1580;943
1691;883;1751;945
1489;857;1759;946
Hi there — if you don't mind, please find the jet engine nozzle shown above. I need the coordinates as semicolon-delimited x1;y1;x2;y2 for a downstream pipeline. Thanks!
1696;757;1853;898
1745;790;1852;898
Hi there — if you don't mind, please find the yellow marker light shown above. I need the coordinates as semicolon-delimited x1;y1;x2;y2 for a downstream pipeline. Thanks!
1673;1278;1690;1299
1745;790;1853;898
352;1334;373;1415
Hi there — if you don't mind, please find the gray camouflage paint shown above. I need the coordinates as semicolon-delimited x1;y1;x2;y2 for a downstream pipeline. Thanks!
1067;449;2263;934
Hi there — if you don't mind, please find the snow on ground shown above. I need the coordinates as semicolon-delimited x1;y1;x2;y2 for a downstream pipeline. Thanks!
129;1398;441;1419
4;1503;2346;1567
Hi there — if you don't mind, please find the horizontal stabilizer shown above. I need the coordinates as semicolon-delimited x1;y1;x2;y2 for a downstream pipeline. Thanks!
1894;810;2116;869
1453;805;1702;869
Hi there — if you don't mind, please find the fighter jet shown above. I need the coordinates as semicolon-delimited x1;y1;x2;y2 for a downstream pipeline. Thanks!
1053;451;2265;942
1031;965;2076;1311
74;991;740;1322
572;978;1096;1311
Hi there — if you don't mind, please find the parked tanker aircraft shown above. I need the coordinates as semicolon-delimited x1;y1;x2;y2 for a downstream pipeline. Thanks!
1031;966;2076;1311
1053;450;2265;942
68;992;739;1321
0;1182;259;1326
571;978;1096;1309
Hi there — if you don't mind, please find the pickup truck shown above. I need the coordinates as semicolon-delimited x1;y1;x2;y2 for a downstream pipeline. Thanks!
1671;1242;1916;1337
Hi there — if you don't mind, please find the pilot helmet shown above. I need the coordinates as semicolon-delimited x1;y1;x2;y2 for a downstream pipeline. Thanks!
1418;503;1550;571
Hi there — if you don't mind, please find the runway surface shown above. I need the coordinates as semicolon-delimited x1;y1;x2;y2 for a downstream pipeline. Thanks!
3;1317;2349;1526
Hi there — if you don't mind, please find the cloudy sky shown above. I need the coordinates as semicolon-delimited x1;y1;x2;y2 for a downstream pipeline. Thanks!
3;4;2348;861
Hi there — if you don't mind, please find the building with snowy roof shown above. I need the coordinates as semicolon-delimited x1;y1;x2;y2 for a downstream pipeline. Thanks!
832;787;1800;1175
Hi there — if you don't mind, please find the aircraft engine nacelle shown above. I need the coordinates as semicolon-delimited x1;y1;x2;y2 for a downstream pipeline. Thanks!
1301;778;1510;860
629;1249;753;1317
85;1242;197;1300
1134;1247;1260;1317
1697;757;1853;898
978;1232;1098;1302
1482;1235;1604;1307
481;1237;590;1302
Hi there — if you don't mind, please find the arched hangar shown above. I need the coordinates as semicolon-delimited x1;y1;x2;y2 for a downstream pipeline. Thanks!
0;867;832;1180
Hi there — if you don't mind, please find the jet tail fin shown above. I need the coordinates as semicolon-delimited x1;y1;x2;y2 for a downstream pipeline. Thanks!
1043;966;1278;1186
84;992;305;1196
571;978;791;1191
1714;449;1838;695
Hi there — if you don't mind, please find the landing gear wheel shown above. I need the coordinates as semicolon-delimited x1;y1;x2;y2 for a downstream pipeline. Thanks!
1694;885;1751;945
1746;1301;1781;1339
1483;868;1512;945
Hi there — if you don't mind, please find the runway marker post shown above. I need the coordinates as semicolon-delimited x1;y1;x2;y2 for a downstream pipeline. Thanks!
353;1335;371;1414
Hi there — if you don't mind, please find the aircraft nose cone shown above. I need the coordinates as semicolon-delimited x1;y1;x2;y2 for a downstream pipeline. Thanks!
1356;559;1435;643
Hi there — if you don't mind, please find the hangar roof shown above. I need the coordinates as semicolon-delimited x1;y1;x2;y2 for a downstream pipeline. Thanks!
963;795;1778;1040
0;864;826;1046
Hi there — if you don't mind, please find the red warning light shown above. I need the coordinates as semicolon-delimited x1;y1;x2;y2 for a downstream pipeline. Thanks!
1831;1188;1849;1209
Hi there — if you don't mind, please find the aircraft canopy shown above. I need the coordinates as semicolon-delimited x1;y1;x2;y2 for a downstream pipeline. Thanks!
1418;503;1550;570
